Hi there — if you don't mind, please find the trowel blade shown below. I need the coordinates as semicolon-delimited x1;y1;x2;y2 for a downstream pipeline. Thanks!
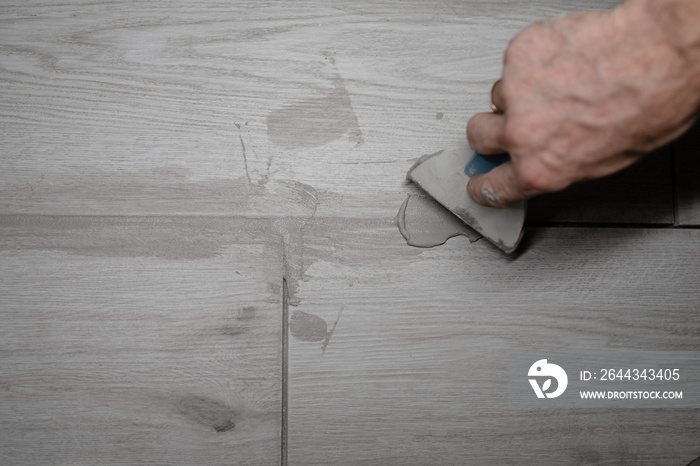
406;144;526;253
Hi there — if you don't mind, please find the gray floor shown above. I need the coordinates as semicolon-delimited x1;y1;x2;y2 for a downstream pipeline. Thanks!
1;1;699;464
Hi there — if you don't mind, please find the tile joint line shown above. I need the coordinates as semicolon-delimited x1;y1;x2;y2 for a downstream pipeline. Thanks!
281;277;288;466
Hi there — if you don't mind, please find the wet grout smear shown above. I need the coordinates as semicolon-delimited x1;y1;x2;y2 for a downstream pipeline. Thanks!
396;194;481;248
289;310;328;342
289;308;343;355
266;71;363;149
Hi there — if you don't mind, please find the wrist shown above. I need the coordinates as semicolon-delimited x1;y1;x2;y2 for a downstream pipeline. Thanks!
624;0;700;66
620;0;700;109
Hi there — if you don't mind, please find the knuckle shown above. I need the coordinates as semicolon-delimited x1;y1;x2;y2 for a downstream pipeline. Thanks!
466;114;492;149
508;21;545;51
515;161;568;195
517;166;547;192
502;121;531;150
465;117;478;142
503;41;527;68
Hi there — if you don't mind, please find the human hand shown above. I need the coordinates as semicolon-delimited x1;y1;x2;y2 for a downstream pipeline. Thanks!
466;0;700;207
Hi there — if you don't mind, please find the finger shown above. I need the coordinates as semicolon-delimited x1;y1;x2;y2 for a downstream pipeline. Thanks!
466;112;507;154
490;78;506;114
466;161;527;207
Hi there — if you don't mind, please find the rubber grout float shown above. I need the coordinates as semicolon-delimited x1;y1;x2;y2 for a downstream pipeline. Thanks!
406;144;526;253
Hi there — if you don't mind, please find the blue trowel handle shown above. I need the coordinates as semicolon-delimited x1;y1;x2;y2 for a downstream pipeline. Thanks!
465;151;510;176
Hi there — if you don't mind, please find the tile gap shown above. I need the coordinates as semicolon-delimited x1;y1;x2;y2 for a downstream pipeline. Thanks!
281;277;288;466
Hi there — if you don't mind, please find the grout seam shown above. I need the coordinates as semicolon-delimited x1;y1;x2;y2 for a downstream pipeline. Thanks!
281;278;288;466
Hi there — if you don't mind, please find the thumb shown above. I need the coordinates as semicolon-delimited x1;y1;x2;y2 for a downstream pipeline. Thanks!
466;161;526;207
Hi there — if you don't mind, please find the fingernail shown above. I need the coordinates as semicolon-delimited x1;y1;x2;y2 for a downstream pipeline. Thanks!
481;184;500;205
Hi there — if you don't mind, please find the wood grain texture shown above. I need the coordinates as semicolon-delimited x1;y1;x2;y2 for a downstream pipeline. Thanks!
288;222;700;465
0;216;283;465
527;145;674;225
3;1;698;464
0;0;661;224
675;122;700;225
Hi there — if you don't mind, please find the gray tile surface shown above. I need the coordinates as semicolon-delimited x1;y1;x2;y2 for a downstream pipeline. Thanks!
1;1;698;465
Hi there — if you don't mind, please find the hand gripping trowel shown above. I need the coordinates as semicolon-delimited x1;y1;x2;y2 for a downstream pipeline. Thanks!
406;144;526;253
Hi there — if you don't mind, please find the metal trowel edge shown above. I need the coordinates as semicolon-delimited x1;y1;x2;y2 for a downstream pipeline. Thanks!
406;143;526;254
